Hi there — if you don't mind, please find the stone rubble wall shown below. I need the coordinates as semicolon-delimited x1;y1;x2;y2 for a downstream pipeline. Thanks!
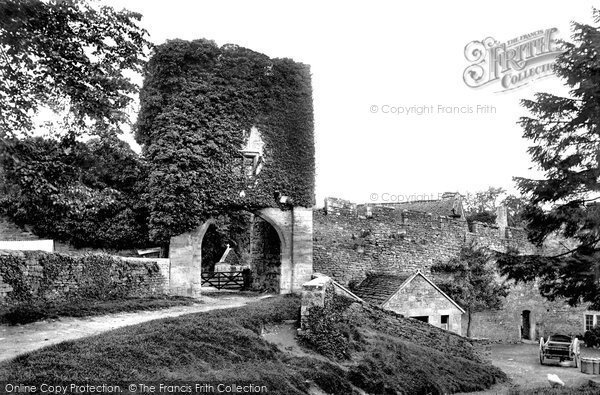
315;197;535;286
0;250;170;308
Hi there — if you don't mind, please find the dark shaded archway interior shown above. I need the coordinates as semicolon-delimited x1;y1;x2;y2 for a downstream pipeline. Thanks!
521;310;531;340
201;224;225;272
199;212;281;292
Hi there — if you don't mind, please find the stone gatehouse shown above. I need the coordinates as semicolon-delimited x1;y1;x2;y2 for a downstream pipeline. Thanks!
313;195;592;341
168;207;313;296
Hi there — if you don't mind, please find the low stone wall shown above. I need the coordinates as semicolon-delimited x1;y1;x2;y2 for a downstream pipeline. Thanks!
0;250;170;308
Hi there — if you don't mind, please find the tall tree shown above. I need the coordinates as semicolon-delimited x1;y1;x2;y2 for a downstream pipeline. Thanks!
501;194;527;227
0;134;151;249
463;187;506;225
432;245;509;337
497;9;600;309
0;0;151;136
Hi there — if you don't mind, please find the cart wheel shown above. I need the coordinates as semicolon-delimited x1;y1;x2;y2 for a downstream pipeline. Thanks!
539;337;545;365
573;338;581;368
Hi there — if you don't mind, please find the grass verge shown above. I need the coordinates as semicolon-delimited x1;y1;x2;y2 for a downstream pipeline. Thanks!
0;295;505;394
0;296;196;325
509;383;600;394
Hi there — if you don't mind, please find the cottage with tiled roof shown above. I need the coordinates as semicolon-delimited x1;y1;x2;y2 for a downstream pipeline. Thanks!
353;270;465;334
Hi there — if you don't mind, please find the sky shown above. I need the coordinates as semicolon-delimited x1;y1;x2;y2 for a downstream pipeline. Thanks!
102;0;598;206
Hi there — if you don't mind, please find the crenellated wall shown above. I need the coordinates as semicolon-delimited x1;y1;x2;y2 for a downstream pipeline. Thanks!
314;197;536;286
314;197;590;341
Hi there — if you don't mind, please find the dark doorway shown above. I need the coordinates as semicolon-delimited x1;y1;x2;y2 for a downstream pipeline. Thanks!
201;224;225;272
411;316;429;323
522;310;531;340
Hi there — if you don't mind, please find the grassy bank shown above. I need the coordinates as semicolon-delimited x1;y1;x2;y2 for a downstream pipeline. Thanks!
0;295;505;394
0;296;196;325
509;383;600;394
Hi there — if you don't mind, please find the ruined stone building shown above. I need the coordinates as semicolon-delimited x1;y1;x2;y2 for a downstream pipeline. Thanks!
313;195;594;341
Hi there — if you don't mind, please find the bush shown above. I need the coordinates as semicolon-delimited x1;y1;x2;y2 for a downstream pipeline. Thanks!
298;293;363;360
584;326;600;347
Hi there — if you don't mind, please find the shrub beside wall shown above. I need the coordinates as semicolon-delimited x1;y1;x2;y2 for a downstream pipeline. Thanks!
0;250;168;308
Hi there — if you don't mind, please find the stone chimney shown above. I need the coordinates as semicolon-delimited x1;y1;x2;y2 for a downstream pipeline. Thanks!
496;206;508;229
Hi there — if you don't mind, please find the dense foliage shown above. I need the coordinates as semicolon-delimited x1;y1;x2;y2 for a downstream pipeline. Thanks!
299;292;361;359
0;135;151;249
432;245;509;337
136;39;314;243
464;186;527;227
584;326;600;348
497;10;600;309
0;0;151;136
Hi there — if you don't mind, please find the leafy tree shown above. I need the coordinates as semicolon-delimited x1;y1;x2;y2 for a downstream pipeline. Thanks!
0;0;151;136
501;194;527;227
0;135;150;249
463;187;527;227
432;245;509;337
463;187;505;226
497;9;600;309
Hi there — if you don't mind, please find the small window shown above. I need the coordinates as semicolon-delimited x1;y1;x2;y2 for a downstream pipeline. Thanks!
586;314;595;331
441;315;449;330
240;152;264;177
411;316;429;323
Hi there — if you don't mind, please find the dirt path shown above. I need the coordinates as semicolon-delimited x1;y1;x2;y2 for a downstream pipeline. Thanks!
0;294;264;363
458;343;600;394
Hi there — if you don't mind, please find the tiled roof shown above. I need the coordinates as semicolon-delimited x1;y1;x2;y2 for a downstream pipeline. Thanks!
352;274;412;306
352;271;466;313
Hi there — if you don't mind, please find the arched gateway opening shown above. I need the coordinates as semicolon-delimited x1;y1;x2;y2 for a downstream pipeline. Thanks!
167;206;312;297
198;212;282;293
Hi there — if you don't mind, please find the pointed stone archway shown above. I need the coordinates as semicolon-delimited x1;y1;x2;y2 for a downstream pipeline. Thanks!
168;207;313;296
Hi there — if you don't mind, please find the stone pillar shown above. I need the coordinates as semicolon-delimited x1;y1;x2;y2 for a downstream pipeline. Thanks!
496;206;508;237
300;275;332;330
292;207;313;293
168;220;214;297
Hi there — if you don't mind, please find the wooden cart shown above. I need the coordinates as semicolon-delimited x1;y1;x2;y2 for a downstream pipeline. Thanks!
539;334;581;367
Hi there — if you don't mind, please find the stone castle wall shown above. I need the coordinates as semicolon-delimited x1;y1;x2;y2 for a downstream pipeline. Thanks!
314;197;534;285
314;197;590;341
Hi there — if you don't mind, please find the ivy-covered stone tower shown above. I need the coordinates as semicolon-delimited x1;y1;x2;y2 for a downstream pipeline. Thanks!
136;39;315;295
